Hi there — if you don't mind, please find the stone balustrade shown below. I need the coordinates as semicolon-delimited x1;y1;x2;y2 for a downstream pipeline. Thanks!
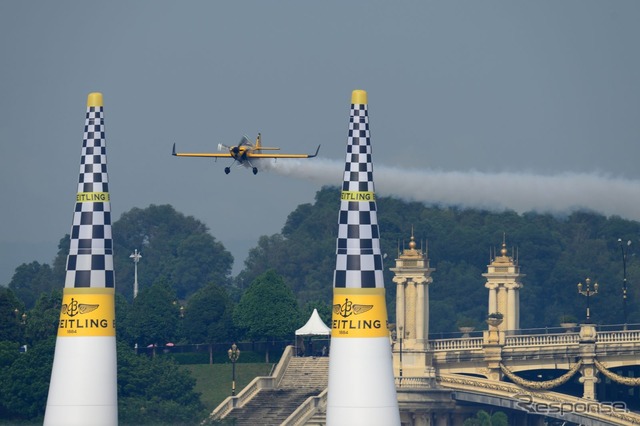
395;376;437;389
504;332;580;347
597;329;640;343
429;325;640;353
430;337;483;351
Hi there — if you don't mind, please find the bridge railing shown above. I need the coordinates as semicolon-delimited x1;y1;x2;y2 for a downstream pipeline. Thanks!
428;323;640;352
505;332;580;347
395;376;437;389
597;329;640;343
430;337;483;351
428;323;640;340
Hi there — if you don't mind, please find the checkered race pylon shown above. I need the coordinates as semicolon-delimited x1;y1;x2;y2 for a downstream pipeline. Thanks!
333;91;384;289
65;94;114;288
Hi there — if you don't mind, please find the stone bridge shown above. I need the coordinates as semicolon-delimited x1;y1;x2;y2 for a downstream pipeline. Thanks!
396;373;640;426
393;323;640;425
210;328;640;426
388;235;640;424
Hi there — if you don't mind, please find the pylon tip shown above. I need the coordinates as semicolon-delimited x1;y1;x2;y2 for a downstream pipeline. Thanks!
351;90;367;104
87;92;103;107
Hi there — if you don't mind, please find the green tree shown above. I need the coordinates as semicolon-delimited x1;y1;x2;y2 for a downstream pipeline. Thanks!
128;279;180;351
51;235;70;286
111;204;234;301
0;337;56;422
117;342;205;425
114;292;135;346
0;287;25;344
235;187;640;332
0;341;21;370
234;270;300;362
184;282;234;364
463;409;508;426
430;260;485;330
0;288;63;422
24;289;62;347
301;300;332;326
8;261;55;309
237;187;339;305
0;337;205;425
0;341;23;419
44;204;234;303
10;186;640;340
0;286;60;420
237;234;288;292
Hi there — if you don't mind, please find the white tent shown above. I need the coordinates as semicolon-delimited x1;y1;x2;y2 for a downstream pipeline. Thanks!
296;308;331;336
295;309;331;357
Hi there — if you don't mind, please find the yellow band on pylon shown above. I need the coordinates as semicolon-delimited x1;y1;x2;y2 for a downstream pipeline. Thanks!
57;288;115;337
87;92;104;107
341;191;375;202
351;90;367;105
76;192;110;202
331;288;389;338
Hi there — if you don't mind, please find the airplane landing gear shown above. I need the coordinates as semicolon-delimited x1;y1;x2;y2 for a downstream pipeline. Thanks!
224;167;231;174
252;167;258;175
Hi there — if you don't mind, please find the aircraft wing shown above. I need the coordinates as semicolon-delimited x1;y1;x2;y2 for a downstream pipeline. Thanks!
248;145;321;159
172;143;231;158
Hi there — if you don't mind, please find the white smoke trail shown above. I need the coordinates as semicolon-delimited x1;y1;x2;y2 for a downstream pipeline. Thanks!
262;159;640;221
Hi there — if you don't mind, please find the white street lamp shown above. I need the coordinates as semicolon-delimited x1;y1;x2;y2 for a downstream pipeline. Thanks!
130;249;142;299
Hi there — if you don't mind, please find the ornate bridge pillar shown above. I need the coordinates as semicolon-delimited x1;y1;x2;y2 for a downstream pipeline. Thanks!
579;359;599;400
391;233;434;348
482;238;524;332
391;232;435;378
482;342;504;381
579;323;599;400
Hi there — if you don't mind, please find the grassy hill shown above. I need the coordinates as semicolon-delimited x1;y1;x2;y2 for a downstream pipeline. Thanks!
181;363;275;413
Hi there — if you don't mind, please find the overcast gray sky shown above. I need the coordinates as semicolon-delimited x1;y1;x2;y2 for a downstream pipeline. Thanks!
2;1;640;285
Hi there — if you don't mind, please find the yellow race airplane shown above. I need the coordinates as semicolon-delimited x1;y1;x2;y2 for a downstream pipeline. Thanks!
172;133;320;175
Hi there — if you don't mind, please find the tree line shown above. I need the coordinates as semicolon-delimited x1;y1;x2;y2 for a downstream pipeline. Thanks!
0;267;310;424
238;186;640;331
3;187;640;423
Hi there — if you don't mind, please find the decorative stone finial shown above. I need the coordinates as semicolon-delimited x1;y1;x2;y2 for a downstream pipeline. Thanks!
409;235;416;250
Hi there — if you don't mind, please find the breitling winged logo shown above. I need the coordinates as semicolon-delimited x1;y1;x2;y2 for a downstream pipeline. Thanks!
61;297;99;317
333;298;373;318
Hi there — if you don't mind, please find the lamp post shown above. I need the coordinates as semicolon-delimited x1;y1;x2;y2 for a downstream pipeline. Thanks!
130;249;142;299
398;325;403;384
228;343;240;396
619;239;631;328
577;278;599;323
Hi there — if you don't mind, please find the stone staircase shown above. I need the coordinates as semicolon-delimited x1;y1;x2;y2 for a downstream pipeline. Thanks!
278;356;329;389
207;346;328;425
220;388;323;426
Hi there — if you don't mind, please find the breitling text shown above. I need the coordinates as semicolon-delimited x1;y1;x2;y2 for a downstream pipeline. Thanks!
59;318;114;332
341;191;375;201
333;319;382;333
